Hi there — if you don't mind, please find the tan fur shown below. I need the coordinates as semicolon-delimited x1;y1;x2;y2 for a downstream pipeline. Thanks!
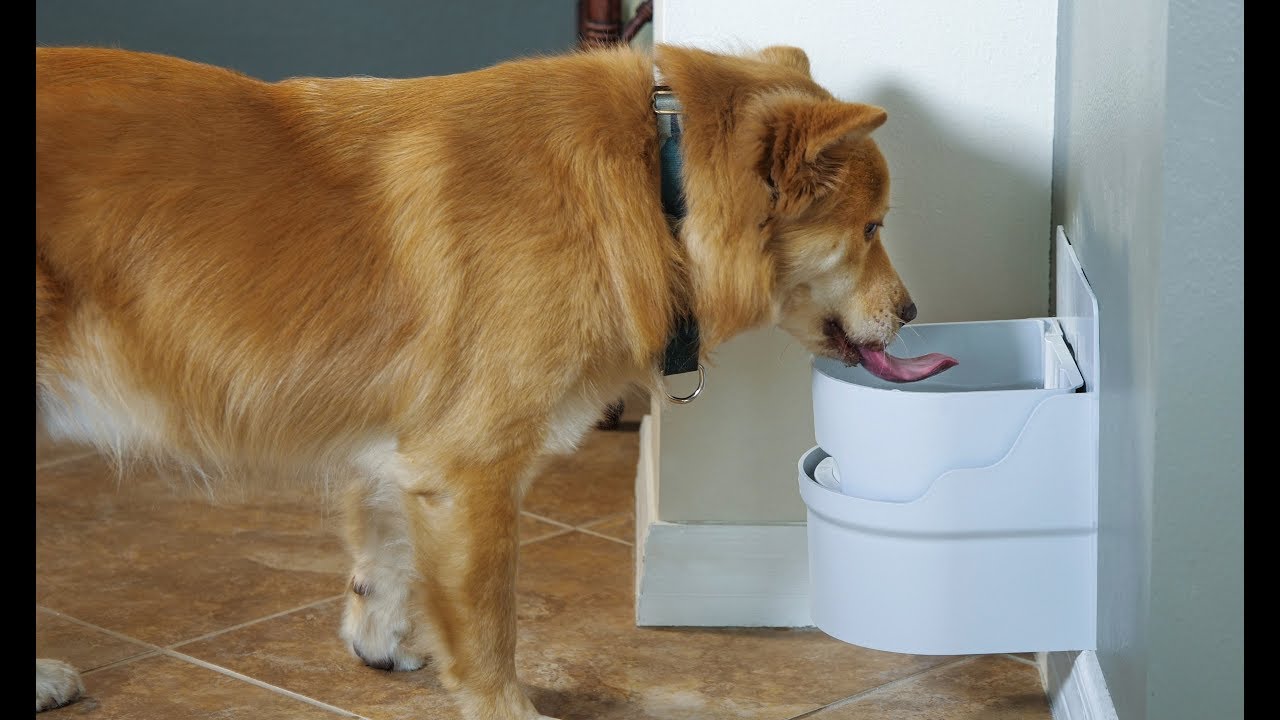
36;43;915;719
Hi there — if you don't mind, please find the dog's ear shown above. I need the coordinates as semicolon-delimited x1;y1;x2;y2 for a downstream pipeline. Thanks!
756;46;811;76
755;98;887;216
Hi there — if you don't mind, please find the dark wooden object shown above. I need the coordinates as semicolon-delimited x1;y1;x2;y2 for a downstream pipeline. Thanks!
578;0;621;47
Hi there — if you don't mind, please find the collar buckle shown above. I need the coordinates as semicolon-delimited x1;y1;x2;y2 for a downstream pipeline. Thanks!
652;85;682;115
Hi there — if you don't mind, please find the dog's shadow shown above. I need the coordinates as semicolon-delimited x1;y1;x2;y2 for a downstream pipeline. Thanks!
526;684;630;720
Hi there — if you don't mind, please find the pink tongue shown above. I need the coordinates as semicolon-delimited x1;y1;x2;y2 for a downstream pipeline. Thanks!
858;346;958;383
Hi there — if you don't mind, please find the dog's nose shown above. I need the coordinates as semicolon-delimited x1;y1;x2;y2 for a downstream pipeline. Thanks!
898;301;918;324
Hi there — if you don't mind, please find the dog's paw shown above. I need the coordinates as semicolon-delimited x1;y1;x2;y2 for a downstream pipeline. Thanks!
340;575;429;672
36;658;84;712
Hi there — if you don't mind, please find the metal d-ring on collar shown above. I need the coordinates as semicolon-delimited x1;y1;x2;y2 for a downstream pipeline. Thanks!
653;85;705;404
666;364;705;404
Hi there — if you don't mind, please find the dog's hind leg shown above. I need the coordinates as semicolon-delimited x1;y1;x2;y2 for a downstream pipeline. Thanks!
339;460;433;672
35;658;83;712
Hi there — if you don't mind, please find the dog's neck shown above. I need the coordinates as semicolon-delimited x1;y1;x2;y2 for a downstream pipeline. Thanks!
653;86;700;378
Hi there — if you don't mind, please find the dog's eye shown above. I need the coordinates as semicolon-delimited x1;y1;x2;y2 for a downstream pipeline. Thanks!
863;223;881;241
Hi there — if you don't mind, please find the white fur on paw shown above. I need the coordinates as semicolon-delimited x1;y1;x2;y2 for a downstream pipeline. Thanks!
36;658;84;712
340;574;427;672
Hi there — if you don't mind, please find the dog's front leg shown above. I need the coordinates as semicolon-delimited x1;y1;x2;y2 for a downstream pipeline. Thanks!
341;474;432;672
403;453;552;720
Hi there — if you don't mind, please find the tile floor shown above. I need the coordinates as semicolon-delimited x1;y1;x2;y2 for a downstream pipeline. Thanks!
36;413;1052;719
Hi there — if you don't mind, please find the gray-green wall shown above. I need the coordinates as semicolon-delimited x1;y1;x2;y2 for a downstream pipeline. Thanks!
1053;0;1243;717
36;0;575;80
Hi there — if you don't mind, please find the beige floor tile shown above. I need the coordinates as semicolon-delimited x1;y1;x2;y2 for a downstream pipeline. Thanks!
35;421;1044;720
522;513;571;544
580;513;634;544
803;655;1051;720
36;609;153;672
37;455;348;646
179;532;955;720
523;431;639;526
42;654;345;718
179;598;459;720
35;419;93;469
515;533;954;720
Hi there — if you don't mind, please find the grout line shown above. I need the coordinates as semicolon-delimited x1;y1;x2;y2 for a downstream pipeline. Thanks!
575;527;633;547
83;650;162;676
36;607;367;718
577;510;632;530
782;656;978;719
519;510;577;531
524;509;633;533
161;648;369;718
1002;653;1039;667
35;449;98;471
38;606;166;651
521;526;574;546
36;609;167;676
522;510;633;546
167;595;344;650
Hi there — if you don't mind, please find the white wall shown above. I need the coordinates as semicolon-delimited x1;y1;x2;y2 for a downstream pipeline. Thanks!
658;328;814;522
652;0;1059;522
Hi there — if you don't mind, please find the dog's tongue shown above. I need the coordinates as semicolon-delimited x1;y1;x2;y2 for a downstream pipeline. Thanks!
858;346;958;383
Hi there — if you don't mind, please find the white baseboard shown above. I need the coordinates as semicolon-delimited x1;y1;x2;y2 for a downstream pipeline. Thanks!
636;521;811;627
633;409;812;627
634;412;658;598
1038;651;1119;720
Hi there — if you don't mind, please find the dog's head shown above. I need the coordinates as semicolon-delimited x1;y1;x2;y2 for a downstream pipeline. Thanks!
657;45;952;381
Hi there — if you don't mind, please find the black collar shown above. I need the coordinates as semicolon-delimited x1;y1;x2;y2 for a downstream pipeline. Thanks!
653;86;700;377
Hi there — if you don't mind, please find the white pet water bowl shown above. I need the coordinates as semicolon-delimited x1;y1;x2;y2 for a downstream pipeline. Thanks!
814;318;1083;503
796;229;1100;655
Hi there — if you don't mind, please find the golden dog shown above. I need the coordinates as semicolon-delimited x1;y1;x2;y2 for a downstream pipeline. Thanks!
36;43;940;718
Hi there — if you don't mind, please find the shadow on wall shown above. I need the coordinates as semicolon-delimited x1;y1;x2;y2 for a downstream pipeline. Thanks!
860;82;1053;327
